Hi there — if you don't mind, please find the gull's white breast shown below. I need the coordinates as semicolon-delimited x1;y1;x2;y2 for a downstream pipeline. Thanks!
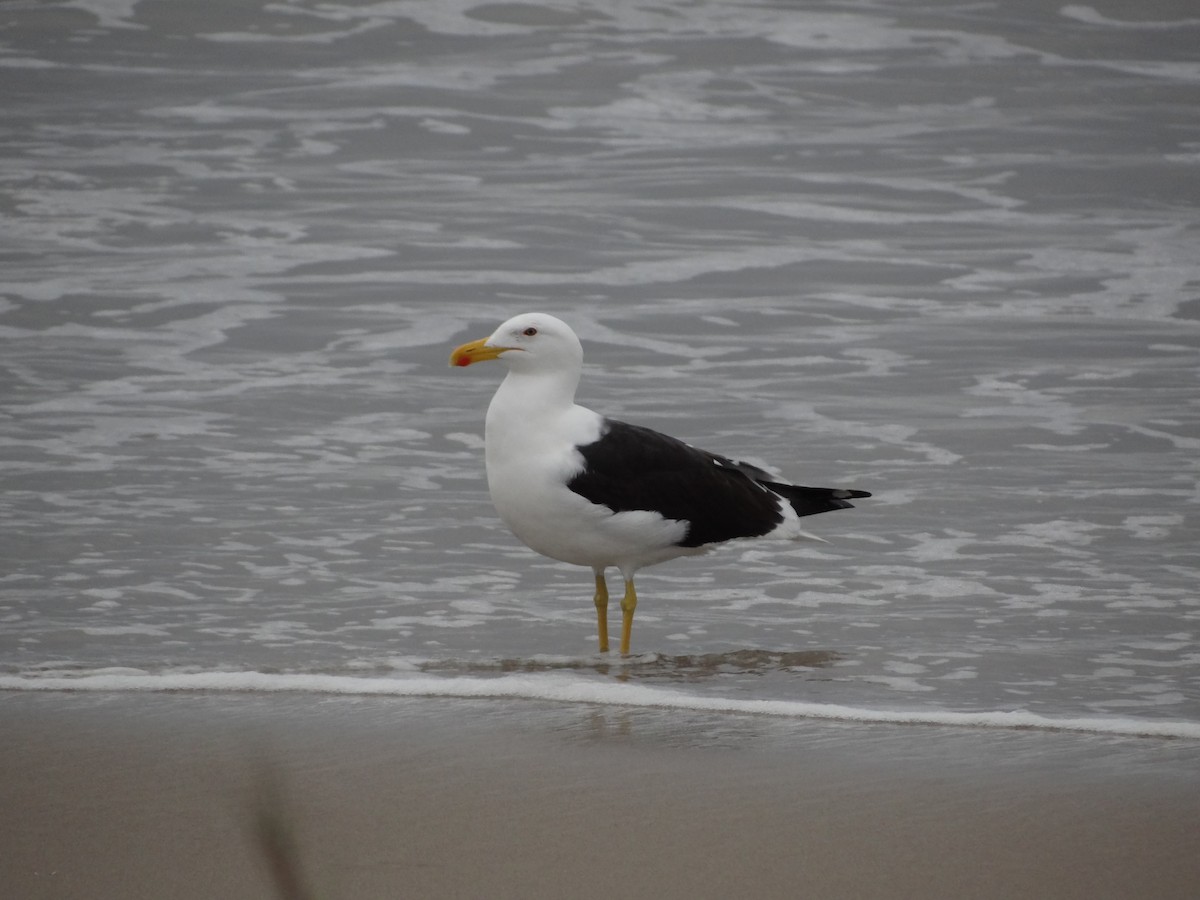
484;400;690;572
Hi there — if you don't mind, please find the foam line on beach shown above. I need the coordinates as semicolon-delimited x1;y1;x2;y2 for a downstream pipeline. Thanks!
4;670;1199;740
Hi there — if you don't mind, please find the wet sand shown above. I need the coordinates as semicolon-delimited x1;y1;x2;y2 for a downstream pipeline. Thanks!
2;693;1198;900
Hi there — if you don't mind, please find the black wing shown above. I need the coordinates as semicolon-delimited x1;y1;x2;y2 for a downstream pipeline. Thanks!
567;420;869;549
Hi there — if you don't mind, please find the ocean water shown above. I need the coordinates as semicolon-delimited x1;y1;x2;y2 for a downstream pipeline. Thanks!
1;0;1198;740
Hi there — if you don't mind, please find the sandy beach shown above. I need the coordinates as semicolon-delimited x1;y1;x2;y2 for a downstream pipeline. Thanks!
3;693;1198;900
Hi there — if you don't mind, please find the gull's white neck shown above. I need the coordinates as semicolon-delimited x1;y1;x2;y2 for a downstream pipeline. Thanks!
492;364;579;414
484;365;597;465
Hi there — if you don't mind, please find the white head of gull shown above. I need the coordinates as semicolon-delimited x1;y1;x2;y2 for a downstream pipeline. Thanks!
451;312;871;656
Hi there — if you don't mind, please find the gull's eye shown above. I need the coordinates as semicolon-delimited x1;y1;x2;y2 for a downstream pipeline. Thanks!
523;327;538;336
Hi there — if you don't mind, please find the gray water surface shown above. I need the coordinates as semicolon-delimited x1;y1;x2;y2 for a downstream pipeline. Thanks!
1;0;1198;728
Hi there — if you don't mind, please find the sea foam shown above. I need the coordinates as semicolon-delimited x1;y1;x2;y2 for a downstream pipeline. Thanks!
2;670;1197;740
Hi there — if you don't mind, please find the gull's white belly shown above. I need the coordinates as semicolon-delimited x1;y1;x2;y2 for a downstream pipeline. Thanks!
486;450;690;572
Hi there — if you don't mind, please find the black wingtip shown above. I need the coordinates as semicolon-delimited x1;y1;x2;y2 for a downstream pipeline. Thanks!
836;489;872;500
761;482;871;518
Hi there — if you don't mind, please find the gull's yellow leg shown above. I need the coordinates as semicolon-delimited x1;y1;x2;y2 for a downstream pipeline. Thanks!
593;572;609;653
619;578;638;656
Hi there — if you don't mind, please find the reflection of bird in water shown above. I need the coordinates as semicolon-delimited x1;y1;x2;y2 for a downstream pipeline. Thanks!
451;313;871;656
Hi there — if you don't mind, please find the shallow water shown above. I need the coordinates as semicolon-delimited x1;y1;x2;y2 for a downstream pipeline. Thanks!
1;0;1198;736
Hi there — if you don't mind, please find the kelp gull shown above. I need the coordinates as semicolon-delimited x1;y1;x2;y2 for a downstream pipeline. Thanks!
450;313;871;655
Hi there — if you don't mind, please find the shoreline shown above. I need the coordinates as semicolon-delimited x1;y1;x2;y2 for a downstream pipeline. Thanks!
3;670;1196;740
3;692;1199;899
